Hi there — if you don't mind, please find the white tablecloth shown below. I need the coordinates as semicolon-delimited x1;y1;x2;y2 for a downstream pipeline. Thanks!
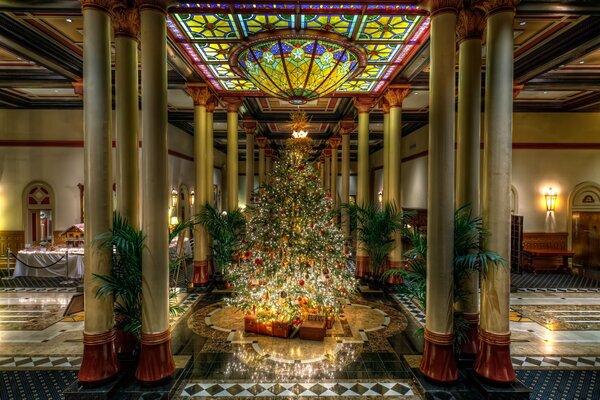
13;250;85;279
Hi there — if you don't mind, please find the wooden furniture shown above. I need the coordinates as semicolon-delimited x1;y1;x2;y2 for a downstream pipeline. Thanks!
523;232;573;273
511;215;524;273
299;314;326;341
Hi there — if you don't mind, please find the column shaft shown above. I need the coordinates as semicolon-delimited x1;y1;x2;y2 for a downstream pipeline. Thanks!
135;2;175;383
257;137;266;185
420;6;459;383
476;4;516;383
206;102;215;207
226;109;239;211
243;119;257;206
341;132;351;237
323;153;330;193
388;105;402;265
79;2;119;384
355;99;371;279
382;108;390;205
330;141;339;206
115;32;139;228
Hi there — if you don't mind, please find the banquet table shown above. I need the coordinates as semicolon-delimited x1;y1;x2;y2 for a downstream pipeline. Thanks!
13;249;85;279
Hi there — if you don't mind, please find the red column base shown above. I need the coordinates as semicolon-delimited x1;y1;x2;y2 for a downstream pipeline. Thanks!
193;260;209;286
474;329;515;383
419;328;459;383
356;255;369;279
78;330;120;383
135;329;176;384
460;313;480;356
207;257;214;278
114;328;138;355
386;260;404;285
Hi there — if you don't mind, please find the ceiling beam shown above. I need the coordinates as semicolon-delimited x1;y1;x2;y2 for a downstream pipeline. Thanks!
516;2;600;17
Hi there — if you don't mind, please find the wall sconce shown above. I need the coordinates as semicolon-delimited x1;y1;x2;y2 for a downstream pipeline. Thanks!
190;190;195;207
545;187;557;212
170;215;179;226
171;189;178;208
378;191;383;204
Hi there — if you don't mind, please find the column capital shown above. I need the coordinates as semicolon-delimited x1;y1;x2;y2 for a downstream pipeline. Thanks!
380;99;390;114
340;118;356;135
136;0;170;13
457;6;486;43
319;154;325;162
323;148;332;157
329;137;341;149
72;81;84;99
256;136;268;149
187;85;212;107
478;0;520;15
264;148;273;157
206;96;217;113
513;83;524;99
222;96;244;112
111;4;140;39
243;117;258;135
353;97;375;114
419;0;461;16
384;85;411;108
80;0;113;12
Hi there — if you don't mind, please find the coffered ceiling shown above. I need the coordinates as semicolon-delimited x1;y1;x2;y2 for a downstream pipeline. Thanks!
0;1;600;161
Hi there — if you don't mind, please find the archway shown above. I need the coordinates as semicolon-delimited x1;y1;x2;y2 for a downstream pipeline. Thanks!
567;181;600;269
22;181;55;246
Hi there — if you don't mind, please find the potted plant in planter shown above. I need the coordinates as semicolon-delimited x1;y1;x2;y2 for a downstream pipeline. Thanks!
197;203;245;288
383;205;506;351
346;202;405;289
94;213;187;358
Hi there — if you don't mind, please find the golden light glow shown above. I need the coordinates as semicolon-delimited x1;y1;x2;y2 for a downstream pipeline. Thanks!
545;187;557;212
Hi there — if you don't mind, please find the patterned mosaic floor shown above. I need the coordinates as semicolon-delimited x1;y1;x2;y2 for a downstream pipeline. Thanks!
511;272;600;289
516;370;600;400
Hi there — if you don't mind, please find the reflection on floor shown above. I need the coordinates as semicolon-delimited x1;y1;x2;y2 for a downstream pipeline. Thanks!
0;273;599;399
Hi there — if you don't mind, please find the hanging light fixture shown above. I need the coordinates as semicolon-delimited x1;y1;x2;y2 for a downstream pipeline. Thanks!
545;187;557;212
230;30;367;105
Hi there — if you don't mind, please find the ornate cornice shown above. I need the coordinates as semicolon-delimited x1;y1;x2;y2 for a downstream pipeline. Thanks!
243;117;258;135
72;81;83;99
384;85;411;108
353;97;375;114
187;85;211;107
513;83;524;99
112;5;140;39
339;118;355;135
136;0;169;13
477;0;520;16
221;96;244;112
256;136;268;149
329;137;341;149
457;7;486;43
419;0;461;17
80;0;113;12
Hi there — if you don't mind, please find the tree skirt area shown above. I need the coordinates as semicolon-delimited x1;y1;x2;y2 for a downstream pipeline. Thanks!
187;297;408;380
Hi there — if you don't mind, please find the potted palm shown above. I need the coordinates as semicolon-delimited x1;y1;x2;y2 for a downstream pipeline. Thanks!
197;203;245;288
346;202;405;289
94;213;187;357
384;205;506;351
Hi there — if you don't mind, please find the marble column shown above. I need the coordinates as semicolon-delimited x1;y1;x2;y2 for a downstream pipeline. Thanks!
340;118;355;239
323;149;331;194
329;137;340;208
419;0;460;384
256;136;267;185
243;118;257;206
205;97;216;277
319;155;325;188
222;97;243;211
113;3;140;229
187;85;211;287
476;0;518;384
381;101;390;206
78;0;119;384
135;0;175;383
455;6;486;357
384;86;410;270
265;148;274;181
354;97;374;279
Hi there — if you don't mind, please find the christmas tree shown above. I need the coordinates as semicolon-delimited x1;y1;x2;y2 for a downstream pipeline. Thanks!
226;136;356;325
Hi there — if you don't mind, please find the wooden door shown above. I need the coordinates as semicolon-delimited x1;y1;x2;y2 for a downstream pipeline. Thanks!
572;212;600;267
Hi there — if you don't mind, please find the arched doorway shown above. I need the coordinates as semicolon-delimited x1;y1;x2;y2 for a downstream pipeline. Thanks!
23;181;55;246
510;185;519;214
568;181;600;269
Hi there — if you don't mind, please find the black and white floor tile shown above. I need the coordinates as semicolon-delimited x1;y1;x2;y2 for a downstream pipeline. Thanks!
512;355;600;368
515;288;600;293
180;381;415;397
0;356;82;369
392;294;425;326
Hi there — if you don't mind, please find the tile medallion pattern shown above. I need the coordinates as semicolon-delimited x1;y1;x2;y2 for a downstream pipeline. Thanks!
180;381;416;398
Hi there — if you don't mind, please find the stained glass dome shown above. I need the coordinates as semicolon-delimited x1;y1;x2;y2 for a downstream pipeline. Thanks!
230;30;367;105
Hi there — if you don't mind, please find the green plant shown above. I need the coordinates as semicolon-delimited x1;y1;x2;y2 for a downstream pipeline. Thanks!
346;202;405;276
384;205;506;351
94;213;189;339
197;203;246;274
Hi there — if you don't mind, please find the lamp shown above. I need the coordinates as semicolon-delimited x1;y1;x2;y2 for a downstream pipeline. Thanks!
171;189;178;208
170;215;179;226
190;190;195;207
545;187;557;212
378;191;383;204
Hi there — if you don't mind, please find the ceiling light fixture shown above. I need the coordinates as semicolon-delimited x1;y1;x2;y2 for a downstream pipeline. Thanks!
579;60;585;64
519;21;526;26
66;18;72;23
230;30;366;105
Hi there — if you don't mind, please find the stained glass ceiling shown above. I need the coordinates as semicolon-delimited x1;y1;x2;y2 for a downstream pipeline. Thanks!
168;2;429;97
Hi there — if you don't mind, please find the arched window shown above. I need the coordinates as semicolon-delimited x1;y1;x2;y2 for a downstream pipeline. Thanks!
23;181;55;246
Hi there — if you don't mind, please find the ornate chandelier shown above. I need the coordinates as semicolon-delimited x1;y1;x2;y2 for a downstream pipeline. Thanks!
289;111;311;139
230;30;367;105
